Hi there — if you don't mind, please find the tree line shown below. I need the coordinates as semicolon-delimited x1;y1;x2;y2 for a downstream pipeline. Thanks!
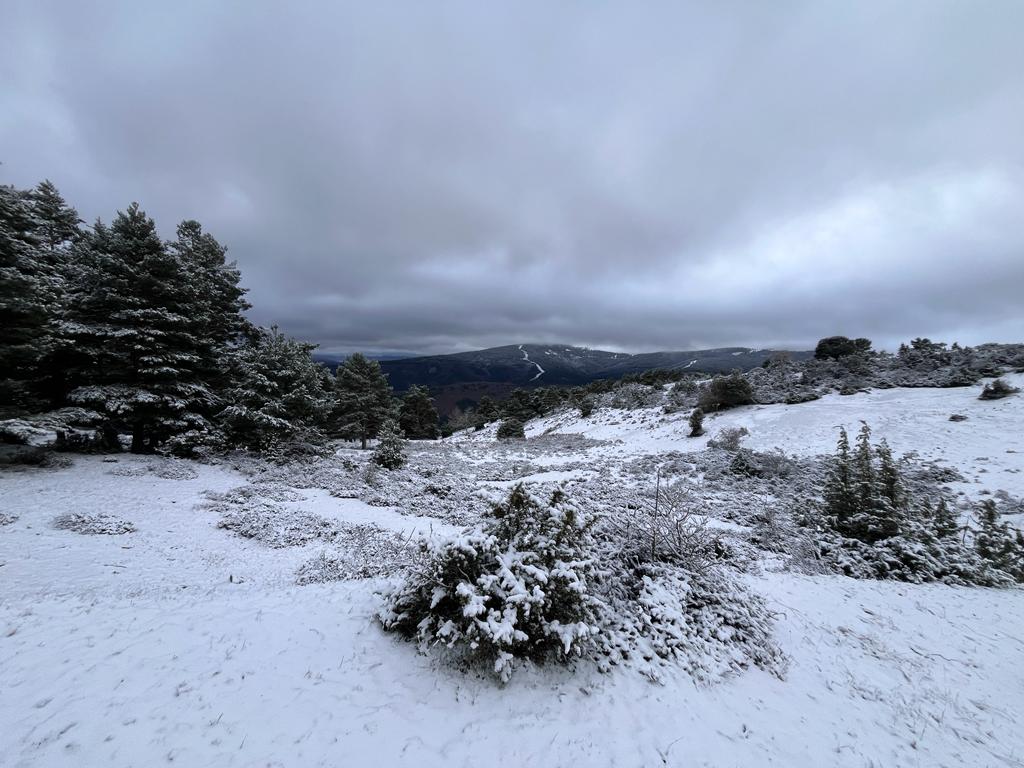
0;178;438;453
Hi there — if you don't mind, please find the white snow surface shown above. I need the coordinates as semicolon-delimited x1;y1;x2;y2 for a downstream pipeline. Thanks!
512;372;1024;499
2;377;1024;766
518;343;546;382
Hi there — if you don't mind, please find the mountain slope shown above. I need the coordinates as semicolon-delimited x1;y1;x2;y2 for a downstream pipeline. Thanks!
379;343;812;391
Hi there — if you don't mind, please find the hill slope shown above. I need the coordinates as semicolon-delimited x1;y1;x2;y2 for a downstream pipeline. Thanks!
2;375;1022;766
379;343;812;391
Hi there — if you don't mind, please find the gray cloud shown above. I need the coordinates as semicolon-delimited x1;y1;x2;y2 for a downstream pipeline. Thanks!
3;1;1022;355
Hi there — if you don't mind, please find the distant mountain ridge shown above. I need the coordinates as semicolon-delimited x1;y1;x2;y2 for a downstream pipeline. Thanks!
374;343;813;392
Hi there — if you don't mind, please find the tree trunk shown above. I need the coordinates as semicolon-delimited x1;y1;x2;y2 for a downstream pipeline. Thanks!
101;423;120;452
131;425;146;454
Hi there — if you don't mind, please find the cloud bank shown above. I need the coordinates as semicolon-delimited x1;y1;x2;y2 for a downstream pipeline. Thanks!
3;1;1022;354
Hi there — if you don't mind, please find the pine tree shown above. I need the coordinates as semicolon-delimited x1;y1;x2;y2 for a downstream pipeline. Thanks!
29;180;82;257
578;396;595;418
476;395;498;422
838;423;902;543
823;427;855;529
63;204;211;451
875;439;902;510
540;388;562;414
973;500;1022;580
688;407;704;437
497;418;526;440
167;220;251;421
168;220;251;352
853;423;876;512
372;417;407;469
332;353;393;448
218;327;334;451
398;385;439;439
0;184;50;409
932;498;959;539
27;181;82;406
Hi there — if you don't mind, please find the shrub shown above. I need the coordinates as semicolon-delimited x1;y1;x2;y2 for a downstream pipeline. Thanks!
687;407;704;437
52;513;136;535
379;485;601;682
664;380;695;414
600;478;721;569
578;397;595;418
698;373;754;412
707;426;748;452
496;418;526;440
979;378;1020;400
729;448;792;479
372;417;407;470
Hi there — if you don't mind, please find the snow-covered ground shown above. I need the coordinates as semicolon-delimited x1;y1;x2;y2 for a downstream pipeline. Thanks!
2;378;1024;767
468;372;1024;500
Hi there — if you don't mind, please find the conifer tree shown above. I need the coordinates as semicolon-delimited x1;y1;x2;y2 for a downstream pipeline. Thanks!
372;417;407;469
64;203;211;451
168;220;251;352
166;220;251;420
27;180;82;406
398;385;439;439
332;353;393;448
932;498;959;539
875;439;902;510
578;396;595;418
840;423;901;543
853;423;876;513
823;427;854;529
0;183;49;409
476;394;498;422
973;500;1022;580
688;407;705;437
497;418;526;440
218;327;334;451
541;388;562;414
29;180;82;258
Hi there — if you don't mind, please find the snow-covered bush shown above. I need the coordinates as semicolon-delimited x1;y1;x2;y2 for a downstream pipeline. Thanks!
707;426;749;452
372;417;407;470
216;501;335;548
52;513;136;535
698;373;754;412
664;380;697;415
295;525;416;583
600;479;721;570
609;382;661;410
979;378;1020;400
729;448;792;479
594;564;785;682
379;484;602;682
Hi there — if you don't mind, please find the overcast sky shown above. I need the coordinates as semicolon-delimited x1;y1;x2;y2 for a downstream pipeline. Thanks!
3;1;1022;355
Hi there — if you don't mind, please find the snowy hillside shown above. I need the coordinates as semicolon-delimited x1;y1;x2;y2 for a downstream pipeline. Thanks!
2;376;1024;767
474;371;1024;500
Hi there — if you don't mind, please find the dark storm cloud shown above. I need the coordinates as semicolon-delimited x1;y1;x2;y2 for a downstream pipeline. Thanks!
3;1;1022;354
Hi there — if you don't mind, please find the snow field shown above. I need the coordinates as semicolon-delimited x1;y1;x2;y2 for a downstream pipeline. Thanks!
2;376;1024;766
